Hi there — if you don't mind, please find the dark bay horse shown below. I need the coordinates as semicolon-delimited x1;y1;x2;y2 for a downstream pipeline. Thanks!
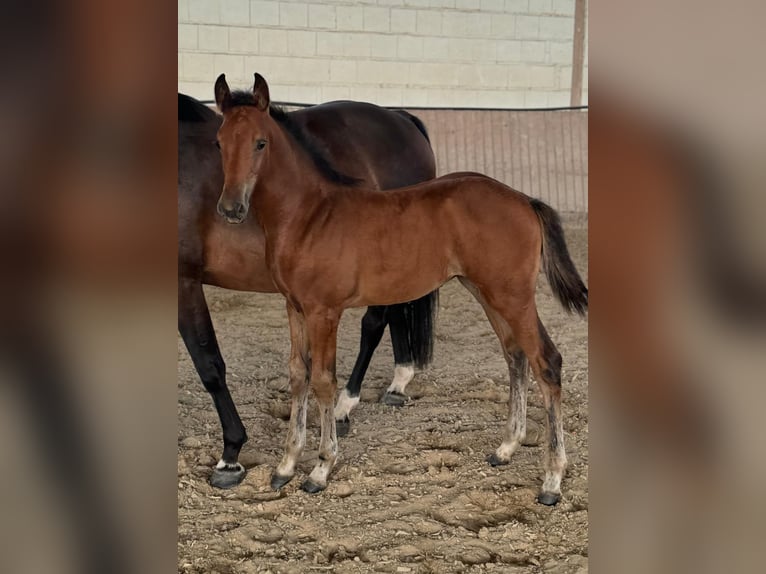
214;74;588;505
178;91;437;488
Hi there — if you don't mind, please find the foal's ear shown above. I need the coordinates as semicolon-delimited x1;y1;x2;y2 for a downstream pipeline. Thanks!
252;73;270;112
214;74;231;112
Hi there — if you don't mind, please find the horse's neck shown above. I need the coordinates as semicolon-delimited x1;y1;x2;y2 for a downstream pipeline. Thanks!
252;132;328;232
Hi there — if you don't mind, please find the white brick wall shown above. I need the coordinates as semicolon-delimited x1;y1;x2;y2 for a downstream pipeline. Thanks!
178;0;587;107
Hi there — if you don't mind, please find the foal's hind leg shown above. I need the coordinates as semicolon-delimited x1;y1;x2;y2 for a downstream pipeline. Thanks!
458;279;529;467
507;309;567;506
271;303;311;490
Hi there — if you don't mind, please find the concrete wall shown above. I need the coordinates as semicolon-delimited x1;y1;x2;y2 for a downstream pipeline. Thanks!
178;0;587;107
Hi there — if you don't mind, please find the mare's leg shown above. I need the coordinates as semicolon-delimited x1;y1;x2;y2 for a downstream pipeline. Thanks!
458;278;529;467
334;305;388;436
302;308;342;493
382;303;416;407
271;302;311;490
178;276;247;488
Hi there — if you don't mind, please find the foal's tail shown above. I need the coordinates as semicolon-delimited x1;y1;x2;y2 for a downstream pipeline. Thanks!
529;199;588;316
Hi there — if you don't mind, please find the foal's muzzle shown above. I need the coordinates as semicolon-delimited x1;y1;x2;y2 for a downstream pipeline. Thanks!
217;198;247;224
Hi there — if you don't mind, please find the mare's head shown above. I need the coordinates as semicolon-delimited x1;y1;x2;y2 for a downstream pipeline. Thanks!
214;73;277;224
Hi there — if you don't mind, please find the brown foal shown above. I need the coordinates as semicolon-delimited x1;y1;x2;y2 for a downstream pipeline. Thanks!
214;74;588;505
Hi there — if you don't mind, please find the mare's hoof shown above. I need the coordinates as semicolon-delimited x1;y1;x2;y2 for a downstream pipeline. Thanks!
300;479;326;494
537;491;561;506
210;463;246;489
336;416;351;437
270;473;294;491
486;453;509;467
381;391;408;407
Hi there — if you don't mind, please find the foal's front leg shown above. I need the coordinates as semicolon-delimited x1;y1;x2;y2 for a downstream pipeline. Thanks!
302;308;341;493
271;303;311;490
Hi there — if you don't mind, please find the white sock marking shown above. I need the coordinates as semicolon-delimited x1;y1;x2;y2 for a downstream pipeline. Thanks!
386;364;415;394
334;389;360;420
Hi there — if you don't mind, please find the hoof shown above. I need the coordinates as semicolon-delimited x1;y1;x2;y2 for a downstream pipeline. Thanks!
300;479;326;494
537;491;561;506
486;453;509;467
336;416;351;437
270;473;294;491
210;463;246;489
381;391;408;407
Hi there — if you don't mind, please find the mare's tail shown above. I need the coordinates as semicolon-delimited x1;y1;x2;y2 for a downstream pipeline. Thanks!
529;199;588;316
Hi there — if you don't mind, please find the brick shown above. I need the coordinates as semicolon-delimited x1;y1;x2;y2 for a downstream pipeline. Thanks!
548;41;572;63
214;54;246;82
221;0;250;25
515;15;539;38
316;32;345;56
363;7;390;33
321;86;351;102
377;87;403;106
250;0;279;26
179;0;189;22
198;25;228;51
336;6;363;30
524;90;549;107
505;0;528;11
228;27;259;53
370;34;398;58
552;0;575;16
539;16;573;39
557;65;573;89
474;64;508;88
287;85;320;104
390;9;417;34
410;62;456;86
357;61;408;85
527;65;557;87
259;28;288;55
344;33;372;58
251;1;279;26
480;0;505;11
528;0;552;13
279;3;308;27
183;52;215;81
415;10;441;35
496;40;522;62
287;30;316;56
489;13;516;38
442;12;483;37
404;0;432;7
178;24;198;50
349;86;380;104
521;40;546;61
329;60;357;83
397;36;424;60
308;5;336;29
422;36;450;60
428;0;455;7
402;89;429;107
189;0;220;23
456;0;480;10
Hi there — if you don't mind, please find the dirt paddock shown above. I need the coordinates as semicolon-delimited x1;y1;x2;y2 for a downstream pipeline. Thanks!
178;219;588;574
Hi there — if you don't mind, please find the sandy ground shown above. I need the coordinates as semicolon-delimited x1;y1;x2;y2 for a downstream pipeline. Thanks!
178;221;588;574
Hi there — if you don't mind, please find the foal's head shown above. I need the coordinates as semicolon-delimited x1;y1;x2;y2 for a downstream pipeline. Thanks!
214;73;277;224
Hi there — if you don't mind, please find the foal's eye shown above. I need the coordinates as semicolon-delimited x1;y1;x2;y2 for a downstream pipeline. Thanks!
255;139;267;151
214;140;221;149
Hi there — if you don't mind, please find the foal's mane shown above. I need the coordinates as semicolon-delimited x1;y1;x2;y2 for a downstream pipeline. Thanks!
228;90;361;186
